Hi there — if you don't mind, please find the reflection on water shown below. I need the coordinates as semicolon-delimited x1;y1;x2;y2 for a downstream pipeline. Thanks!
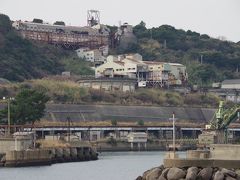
0;151;186;180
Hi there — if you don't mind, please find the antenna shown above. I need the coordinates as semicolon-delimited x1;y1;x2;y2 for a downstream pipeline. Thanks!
87;10;100;27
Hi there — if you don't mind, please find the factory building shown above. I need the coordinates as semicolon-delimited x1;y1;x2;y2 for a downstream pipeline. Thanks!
76;48;105;63
95;53;187;87
12;20;109;50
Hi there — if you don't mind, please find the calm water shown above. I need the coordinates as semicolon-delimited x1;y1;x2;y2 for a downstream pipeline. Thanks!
0;151;185;180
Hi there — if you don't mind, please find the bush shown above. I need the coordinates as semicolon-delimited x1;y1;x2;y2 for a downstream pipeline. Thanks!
111;119;117;126
137;120;144;126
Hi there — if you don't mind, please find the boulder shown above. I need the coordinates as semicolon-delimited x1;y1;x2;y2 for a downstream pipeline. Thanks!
145;167;162;180
159;168;170;179
167;167;186;180
157;176;167;180
186;167;199;180
213;171;224;180
197;167;213;180
221;168;237;178
225;176;237;180
136;176;143;180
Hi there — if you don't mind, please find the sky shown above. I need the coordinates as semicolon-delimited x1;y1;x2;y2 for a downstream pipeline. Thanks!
1;0;240;42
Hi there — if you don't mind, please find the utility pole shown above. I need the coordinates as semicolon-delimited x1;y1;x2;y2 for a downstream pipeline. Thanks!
67;116;71;142
7;99;10;136
3;97;13;136
172;112;175;154
200;55;203;64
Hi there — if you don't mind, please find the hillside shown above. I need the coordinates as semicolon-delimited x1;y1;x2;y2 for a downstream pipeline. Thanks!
0;14;93;81
1;13;240;85
113;21;240;86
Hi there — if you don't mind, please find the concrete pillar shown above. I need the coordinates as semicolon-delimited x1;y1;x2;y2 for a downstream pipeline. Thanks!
138;143;140;151
131;142;133;150
179;129;183;139
192;130;197;139
144;142;147;150
159;130;164;139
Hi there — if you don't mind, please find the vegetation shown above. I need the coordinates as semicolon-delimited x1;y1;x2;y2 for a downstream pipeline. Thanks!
0;79;221;107
32;18;43;23
0;14;92;82
53;21;65;26
137;119;144;126
0;89;49;125
111;21;240;86
111;119;118;126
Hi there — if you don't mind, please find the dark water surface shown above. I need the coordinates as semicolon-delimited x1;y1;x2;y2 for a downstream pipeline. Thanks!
0;151;185;180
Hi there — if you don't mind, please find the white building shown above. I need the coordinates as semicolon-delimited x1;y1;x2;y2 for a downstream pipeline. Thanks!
95;53;187;87
127;132;148;150
168;63;188;85
221;79;240;89
76;48;104;62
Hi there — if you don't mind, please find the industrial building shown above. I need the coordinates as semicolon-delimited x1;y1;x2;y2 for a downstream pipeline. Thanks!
76;47;106;63
12;10;109;50
210;79;240;103
95;53;187;87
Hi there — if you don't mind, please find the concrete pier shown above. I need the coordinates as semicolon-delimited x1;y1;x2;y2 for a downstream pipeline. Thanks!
0;146;98;167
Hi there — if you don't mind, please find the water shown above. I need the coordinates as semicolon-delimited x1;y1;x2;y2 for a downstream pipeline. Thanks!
0;151;185;180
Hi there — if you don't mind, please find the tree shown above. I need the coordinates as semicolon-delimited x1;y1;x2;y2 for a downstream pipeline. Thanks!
0;14;12;33
111;119;117;126
53;21;65;26
0;89;49;125
33;18;43;24
137;119;144;126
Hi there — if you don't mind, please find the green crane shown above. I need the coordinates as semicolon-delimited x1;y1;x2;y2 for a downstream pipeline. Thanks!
209;101;240;143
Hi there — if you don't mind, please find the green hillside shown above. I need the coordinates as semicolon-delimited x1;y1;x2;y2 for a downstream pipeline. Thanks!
0;14;93;81
1;13;239;85
114;21;240;86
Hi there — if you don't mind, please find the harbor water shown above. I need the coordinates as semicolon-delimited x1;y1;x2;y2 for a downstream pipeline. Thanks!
0;151;185;180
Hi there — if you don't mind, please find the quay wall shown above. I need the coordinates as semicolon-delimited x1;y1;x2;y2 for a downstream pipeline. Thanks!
1;146;98;167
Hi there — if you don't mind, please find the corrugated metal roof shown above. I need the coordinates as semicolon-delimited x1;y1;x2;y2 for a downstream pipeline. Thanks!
222;79;240;85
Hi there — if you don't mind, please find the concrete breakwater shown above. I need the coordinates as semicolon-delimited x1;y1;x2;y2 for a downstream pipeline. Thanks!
136;165;240;180
0;146;98;167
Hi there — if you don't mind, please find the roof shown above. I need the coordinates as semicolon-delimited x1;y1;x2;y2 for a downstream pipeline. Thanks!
114;61;125;66
167;63;185;66
222;79;240;85
143;61;164;65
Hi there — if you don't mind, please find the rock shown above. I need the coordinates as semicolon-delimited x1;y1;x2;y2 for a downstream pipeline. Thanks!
157;176;167;180
225;176;237;180
221;168;237;178
186;167;199;180
213;171;224;180
145;167;163;180
235;169;240;176
160;168;170;179
197;167;213;180
167;167;186;180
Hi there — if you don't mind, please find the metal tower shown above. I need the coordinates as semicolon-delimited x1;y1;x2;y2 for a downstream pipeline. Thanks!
87;10;100;27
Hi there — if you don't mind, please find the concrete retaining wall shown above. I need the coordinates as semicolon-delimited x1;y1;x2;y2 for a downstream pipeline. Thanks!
210;144;240;160
164;158;240;169
44;104;215;122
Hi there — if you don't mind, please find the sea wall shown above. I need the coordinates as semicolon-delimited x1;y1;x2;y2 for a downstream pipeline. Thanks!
0;146;98;167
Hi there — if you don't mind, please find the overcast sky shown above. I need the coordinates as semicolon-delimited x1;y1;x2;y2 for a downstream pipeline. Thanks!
1;0;240;42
